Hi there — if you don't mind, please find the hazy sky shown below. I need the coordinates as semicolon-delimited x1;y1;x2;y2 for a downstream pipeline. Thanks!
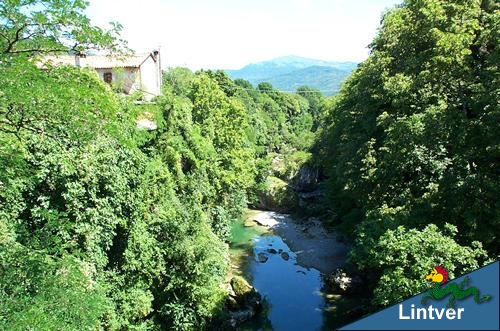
86;0;402;70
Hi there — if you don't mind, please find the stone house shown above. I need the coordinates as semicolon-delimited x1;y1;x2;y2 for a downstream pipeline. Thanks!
42;51;162;101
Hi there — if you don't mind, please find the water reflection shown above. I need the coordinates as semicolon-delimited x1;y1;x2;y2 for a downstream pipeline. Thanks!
241;235;324;331
230;214;359;331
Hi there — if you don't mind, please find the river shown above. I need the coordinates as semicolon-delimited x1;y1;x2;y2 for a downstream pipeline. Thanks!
229;210;356;331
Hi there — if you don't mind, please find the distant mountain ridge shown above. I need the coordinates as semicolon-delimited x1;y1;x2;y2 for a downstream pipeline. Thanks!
225;56;358;95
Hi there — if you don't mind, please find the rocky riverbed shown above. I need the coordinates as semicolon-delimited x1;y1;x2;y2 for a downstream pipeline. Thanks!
225;209;361;330
247;210;349;274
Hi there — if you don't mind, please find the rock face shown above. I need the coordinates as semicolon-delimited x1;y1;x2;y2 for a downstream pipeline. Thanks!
252;213;280;228
227;276;262;327
325;268;363;294
254;176;298;212
290;165;318;192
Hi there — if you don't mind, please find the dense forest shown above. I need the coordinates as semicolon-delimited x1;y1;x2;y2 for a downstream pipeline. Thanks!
316;0;499;308
0;0;498;330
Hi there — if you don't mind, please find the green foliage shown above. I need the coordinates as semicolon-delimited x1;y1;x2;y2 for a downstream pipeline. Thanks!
159;67;324;218
0;0;126;57
0;3;325;329
0;58;119;143
0;246;110;330
0;57;230;330
163;67;195;96
297;86;324;130
314;0;499;312
349;223;490;308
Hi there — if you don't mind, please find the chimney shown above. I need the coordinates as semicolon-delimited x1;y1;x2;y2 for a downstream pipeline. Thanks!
75;52;86;67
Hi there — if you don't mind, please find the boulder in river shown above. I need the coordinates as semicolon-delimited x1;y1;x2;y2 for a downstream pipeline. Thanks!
267;248;278;254
229;276;262;309
252;212;279;227
228;276;262;326
230;276;254;298
257;252;269;263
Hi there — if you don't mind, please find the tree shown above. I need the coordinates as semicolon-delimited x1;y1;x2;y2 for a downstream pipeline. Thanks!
0;0;126;57
318;0;499;311
0;59;119;142
163;67;195;96
322;0;499;251
296;86;324;130
349;223;490;308
0;241;111;331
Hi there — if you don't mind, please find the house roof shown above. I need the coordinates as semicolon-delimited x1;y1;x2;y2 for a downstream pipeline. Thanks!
41;52;156;69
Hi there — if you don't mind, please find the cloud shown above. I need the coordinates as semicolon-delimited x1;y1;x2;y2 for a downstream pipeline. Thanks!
292;0;313;11
85;0;401;70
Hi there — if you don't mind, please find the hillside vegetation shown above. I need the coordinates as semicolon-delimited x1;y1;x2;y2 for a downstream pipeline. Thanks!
1;0;498;329
0;2;324;328
316;0;499;308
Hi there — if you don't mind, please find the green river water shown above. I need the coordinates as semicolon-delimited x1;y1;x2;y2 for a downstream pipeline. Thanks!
229;211;359;331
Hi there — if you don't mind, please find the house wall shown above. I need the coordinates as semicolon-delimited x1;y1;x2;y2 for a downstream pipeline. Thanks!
138;55;162;101
95;68;141;95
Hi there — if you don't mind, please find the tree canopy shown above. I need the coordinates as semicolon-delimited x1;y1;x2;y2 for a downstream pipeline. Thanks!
0;0;126;57
2;0;498;327
318;0;498;309
0;3;324;325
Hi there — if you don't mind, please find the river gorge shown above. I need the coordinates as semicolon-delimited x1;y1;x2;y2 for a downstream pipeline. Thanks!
227;210;362;330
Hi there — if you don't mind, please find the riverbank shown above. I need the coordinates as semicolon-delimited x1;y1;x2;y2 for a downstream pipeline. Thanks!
247;210;349;274
225;209;363;330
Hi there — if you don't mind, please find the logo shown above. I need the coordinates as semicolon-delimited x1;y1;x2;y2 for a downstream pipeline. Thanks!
421;266;491;308
399;265;493;320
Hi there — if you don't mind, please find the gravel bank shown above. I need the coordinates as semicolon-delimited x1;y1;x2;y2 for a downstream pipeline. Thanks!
247;210;349;274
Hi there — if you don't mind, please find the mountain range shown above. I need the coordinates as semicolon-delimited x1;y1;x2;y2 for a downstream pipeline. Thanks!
224;56;358;95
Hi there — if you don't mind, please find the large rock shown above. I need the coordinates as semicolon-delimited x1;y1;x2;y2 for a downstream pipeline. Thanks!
267;248;278;254
257;252;269;263
227;276;262;326
254;176;298;211
290;165;318;192
252;213;279;227
136;118;157;130
229;276;262;309
230;276;253;297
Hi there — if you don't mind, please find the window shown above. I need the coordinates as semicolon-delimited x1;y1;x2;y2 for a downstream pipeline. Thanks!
103;72;112;84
